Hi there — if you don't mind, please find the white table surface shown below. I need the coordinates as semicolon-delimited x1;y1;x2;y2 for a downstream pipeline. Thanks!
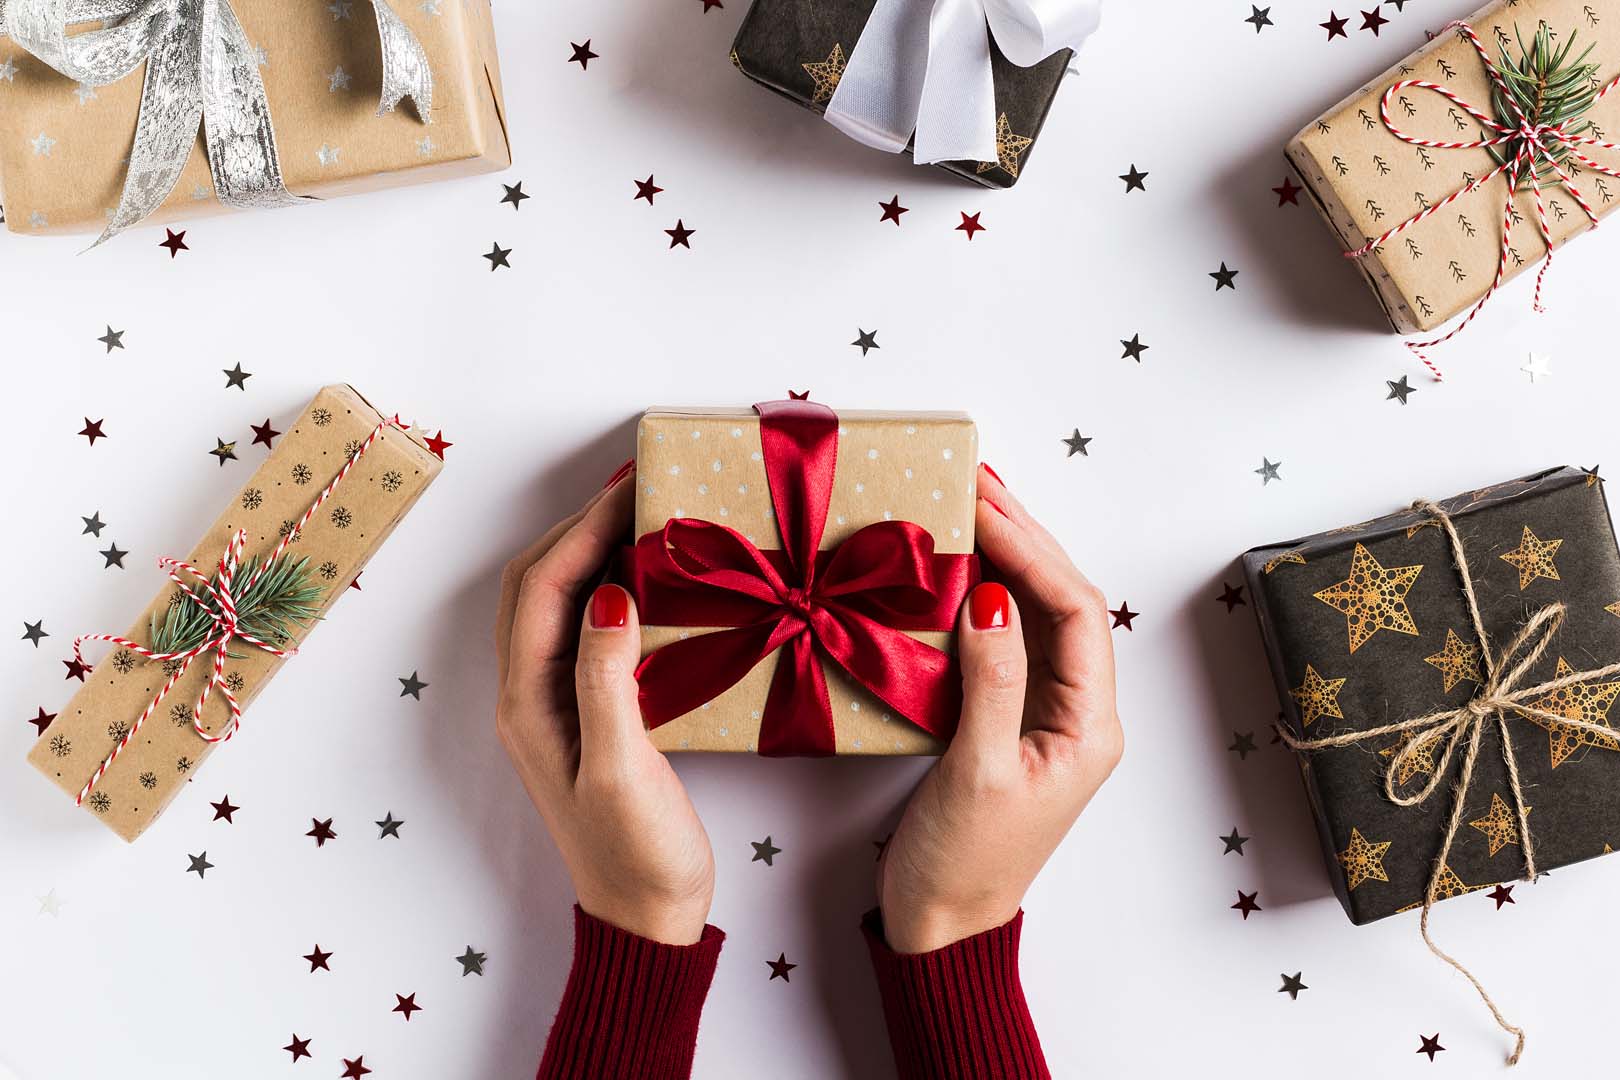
6;1;1620;1077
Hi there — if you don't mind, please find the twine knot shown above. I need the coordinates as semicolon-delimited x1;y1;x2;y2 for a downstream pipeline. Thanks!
1276;498;1620;1066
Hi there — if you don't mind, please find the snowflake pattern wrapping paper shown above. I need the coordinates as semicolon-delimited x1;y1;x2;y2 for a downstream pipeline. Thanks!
1286;0;1620;335
0;0;509;235
729;0;1070;188
1242;467;1620;924
26;385;442;841
632;404;977;755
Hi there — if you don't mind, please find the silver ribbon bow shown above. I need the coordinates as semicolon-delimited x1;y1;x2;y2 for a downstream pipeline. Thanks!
0;0;432;244
824;0;1101;166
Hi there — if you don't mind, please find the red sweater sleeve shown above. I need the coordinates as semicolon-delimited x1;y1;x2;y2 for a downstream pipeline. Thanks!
862;908;1050;1080
537;905;725;1080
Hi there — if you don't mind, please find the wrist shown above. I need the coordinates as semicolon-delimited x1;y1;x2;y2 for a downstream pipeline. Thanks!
576;893;711;947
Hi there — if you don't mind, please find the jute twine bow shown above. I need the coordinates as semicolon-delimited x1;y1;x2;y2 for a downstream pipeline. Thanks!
69;414;409;807
1345;21;1620;382
1277;498;1620;1066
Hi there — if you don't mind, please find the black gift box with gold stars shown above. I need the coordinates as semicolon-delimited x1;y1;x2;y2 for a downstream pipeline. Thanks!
1242;467;1620;924
729;0;1071;188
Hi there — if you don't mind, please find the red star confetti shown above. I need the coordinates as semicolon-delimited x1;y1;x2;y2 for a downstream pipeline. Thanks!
250;419;280;449
30;707;56;736
1487;883;1516;908
1416;1033;1446;1061
1360;6;1388;34
424;431;452;459
210;795;239;823
340;1057;372;1079
303;944;333;972
282;1035;312;1062
350;574;364;591
1109;603;1138;630
78;418;107;445
63;657;91;681
1232;890;1262;919
955;211;985;240
159;228;188;257
699;0;723;10
394;992;422;1020
306;817;337;846
634;175;663;203
569;40;598;69
665;220;695;249
878;195;908;225
766;953;797;981
1272;177;1302;205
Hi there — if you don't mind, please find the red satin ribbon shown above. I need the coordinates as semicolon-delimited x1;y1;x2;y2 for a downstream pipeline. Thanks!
623;399;977;756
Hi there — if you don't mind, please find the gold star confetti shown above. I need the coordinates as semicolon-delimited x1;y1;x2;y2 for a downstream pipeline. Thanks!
1263;550;1306;574
1424;628;1482;692
1313;543;1423;653
1499;525;1563;590
802;43;846;105
1469;793;1529;857
974;113;1033;178
1337;827;1392;890
1525;657;1620;768
1290;664;1346;728
1379;732;1440;786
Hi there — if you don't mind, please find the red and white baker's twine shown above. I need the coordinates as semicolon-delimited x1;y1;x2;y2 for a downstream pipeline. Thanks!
1346;21;1620;381
70;414;410;807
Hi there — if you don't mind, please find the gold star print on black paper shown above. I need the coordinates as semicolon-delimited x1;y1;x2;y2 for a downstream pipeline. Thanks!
1263;551;1305;574
1469;793;1529;857
1336;827;1391;890
1313;543;1422;653
1398;864;1486;911
1424;628;1482;692
1526;657;1620;768
1499;526;1563;589
1290;664;1346;728
975;114;1033;178
802;44;846;105
1380;732;1439;786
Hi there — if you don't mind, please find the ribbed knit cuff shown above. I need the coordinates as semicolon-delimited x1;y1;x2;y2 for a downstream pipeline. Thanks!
862;908;1050;1080
537;905;725;1080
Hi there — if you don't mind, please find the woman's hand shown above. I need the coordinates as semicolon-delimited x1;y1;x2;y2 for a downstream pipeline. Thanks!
876;463;1124;954
494;467;716;945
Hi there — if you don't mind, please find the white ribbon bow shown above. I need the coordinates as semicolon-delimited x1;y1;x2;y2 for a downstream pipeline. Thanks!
824;0;1100;165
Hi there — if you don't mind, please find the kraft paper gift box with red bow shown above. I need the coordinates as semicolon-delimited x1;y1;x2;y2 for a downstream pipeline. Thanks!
729;0;1099;188
27;385;442;842
624;400;979;755
0;0;508;239
1286;0;1620;360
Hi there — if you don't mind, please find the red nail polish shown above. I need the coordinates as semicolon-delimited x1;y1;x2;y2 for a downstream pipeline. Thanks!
590;584;629;629
981;461;1006;488
981;495;1010;520
600;458;635;491
968;582;1011;631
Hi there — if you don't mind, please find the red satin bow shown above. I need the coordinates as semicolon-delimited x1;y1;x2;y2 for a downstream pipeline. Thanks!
623;399;977;756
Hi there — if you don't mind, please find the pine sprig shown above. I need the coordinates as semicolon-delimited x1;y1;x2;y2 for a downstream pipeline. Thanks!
1488;23;1602;178
148;555;324;659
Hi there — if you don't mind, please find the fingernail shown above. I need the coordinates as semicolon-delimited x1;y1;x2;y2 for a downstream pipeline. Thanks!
600;458;635;491
968;582;1011;631
981;461;1006;488
590;584;629;629
980;495;1010;521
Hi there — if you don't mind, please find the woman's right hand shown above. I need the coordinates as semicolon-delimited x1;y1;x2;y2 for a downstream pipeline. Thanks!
876;463;1124;953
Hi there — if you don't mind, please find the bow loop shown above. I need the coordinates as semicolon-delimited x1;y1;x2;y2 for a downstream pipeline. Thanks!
824;0;1100;165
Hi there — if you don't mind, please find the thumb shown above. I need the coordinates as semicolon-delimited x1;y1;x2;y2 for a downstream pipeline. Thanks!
947;582;1027;768
575;584;647;766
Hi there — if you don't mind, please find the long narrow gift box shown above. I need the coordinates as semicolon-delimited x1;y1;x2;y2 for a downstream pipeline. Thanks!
1286;0;1620;334
632;404;978;755
0;0;508;235
28;385;442;841
1242;467;1620;924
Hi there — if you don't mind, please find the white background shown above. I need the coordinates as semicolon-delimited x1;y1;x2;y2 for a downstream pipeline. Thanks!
6;0;1620;1077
